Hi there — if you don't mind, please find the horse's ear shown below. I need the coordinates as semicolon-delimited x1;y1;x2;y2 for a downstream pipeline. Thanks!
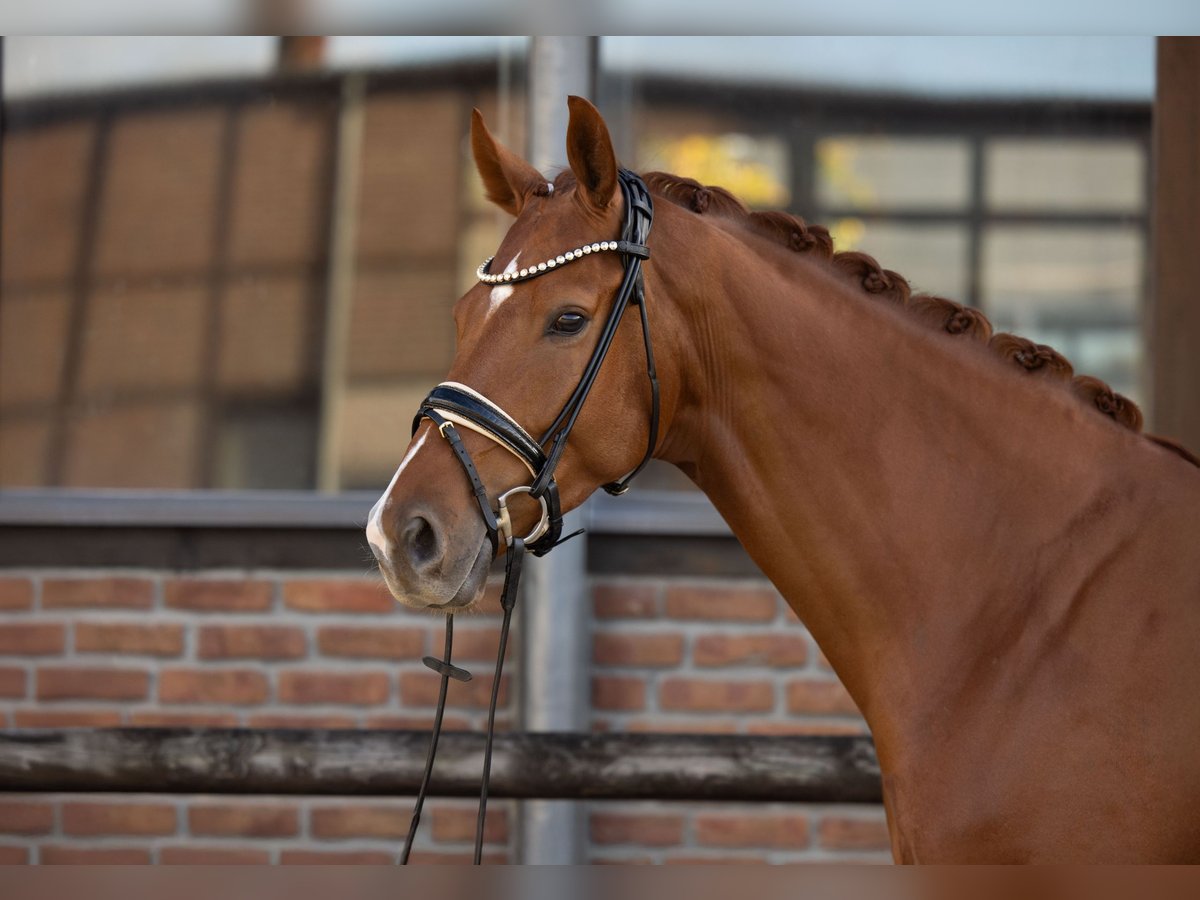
566;95;618;210
470;108;543;217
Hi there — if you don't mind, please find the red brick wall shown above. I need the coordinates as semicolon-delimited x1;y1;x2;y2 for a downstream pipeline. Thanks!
0;571;889;864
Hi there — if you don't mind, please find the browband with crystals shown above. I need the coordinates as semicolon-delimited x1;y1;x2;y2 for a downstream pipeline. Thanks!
476;239;649;285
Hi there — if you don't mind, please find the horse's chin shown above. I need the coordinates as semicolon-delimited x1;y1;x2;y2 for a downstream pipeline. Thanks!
382;539;492;612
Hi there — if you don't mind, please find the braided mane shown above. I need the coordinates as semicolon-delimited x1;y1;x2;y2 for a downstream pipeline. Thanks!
640;170;1198;468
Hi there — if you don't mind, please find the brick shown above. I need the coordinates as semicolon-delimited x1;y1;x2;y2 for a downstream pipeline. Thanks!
310;805;409;839
625;719;739;734
129;711;240;727
0;623;64;655
0;801;53;834
693;633;808;668
13;709;122;727
665;584;779;621
280;849;394;865
431;807;508;844
659;678;774;713
316;626;424;660
37;667;148;701
664;854;771;865
0;578;33;611
590;812;683;846
399;671;509;709
159;669;269;705
0;846;29;864
593;632;684;667
164;578;272;612
75;622;183;657
279;671;390;706
592;676;645;711
41;846;151;864
42;577;154;610
63;801;175;836
283;579;394;614
471;581;507;618
160;846;271;864
589;855;655;865
439;627;505;661
364;714;471;730
747;721;867;736
786;680;861;716
198;625;306;660
818;816;892;851
695;813;810;849
405;851;508;865
248;713;358;729
0;668;26;698
189;804;299;837
593;582;658;619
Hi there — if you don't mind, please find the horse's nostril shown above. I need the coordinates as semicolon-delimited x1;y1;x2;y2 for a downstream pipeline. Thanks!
402;516;441;571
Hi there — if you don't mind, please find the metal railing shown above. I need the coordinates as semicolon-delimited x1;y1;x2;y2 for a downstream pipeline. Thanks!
0;728;882;803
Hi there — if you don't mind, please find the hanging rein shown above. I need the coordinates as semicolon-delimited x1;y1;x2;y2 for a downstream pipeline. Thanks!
399;170;656;864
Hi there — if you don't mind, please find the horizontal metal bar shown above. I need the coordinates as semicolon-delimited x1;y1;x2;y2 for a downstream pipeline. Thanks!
0;489;376;529
0;729;881;803
0;489;734;537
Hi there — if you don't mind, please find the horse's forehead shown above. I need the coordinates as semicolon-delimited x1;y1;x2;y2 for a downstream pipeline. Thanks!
457;192;614;329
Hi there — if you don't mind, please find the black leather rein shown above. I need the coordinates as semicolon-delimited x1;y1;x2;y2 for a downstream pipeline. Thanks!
399;169;656;864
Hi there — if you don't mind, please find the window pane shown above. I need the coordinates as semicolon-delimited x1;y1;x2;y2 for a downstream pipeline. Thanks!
816;137;971;212
983;226;1143;402
0;37;526;491
637;133;790;209
982;226;1141;324
831;221;969;300
986;139;1144;212
1011;326;1141;404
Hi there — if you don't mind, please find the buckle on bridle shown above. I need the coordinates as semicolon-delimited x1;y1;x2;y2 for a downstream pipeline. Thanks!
495;485;550;548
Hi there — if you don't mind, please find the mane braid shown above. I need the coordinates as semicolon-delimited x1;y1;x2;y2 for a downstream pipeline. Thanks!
639;169;1197;467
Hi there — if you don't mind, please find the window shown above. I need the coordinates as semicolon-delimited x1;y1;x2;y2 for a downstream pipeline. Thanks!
1;37;527;491
598;37;1151;496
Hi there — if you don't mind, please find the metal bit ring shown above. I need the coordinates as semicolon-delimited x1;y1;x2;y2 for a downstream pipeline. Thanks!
495;485;550;547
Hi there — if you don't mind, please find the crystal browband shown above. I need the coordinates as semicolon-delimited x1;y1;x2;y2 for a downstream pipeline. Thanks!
476;239;649;285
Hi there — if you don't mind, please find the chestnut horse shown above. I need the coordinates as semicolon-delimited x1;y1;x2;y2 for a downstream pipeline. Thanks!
368;97;1200;862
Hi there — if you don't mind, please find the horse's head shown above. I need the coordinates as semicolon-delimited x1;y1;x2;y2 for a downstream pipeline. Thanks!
368;97;671;610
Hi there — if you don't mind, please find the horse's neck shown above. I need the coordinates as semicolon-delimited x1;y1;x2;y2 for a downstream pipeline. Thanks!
656;229;1151;734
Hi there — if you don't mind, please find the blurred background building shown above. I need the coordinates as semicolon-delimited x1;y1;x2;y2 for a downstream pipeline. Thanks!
1;35;1153;491
0;36;1187;865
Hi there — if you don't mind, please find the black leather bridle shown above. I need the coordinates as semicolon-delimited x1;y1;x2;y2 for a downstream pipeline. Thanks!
399;169;656;864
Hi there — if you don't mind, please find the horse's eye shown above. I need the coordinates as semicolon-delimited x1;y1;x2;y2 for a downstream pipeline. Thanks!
549;311;588;336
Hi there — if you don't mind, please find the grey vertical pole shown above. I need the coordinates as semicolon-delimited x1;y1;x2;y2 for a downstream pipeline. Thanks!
517;35;597;866
316;73;366;492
